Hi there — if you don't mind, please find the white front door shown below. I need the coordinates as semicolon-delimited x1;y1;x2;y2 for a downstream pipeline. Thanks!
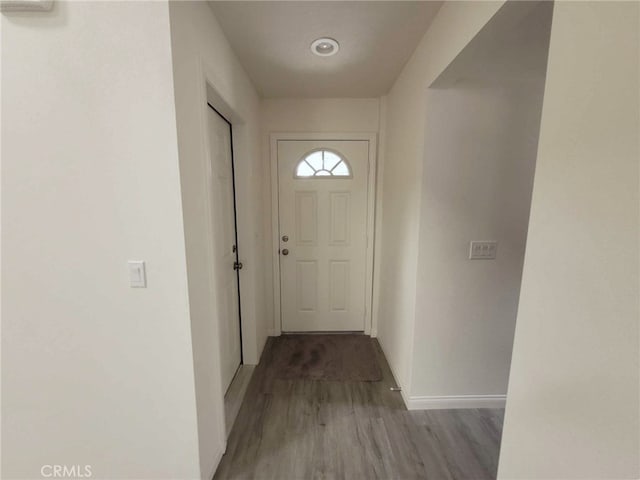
277;140;370;332
207;105;241;392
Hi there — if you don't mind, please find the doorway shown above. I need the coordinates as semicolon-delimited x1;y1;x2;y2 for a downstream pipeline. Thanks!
206;103;242;393
272;136;377;333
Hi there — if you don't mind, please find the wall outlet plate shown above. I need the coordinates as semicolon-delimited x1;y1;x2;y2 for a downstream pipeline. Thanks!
469;241;497;260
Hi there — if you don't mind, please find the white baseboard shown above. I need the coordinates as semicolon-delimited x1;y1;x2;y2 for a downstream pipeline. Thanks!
407;394;506;410
205;444;225;480
0;0;53;12
373;336;506;411
374;336;410;409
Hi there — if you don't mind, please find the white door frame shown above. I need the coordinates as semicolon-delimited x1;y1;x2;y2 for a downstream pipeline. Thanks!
195;57;257;458
270;132;378;336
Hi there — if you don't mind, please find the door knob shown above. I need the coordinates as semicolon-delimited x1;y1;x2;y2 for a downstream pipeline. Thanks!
282;249;289;256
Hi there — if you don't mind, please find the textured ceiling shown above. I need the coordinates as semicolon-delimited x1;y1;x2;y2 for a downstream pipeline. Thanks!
208;1;443;98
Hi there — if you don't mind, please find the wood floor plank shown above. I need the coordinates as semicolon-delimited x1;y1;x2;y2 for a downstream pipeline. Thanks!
214;336;504;480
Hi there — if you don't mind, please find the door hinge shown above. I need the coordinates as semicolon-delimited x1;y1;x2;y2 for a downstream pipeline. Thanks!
233;262;243;270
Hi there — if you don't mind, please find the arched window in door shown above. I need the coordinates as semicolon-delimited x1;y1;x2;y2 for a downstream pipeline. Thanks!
294;149;352;178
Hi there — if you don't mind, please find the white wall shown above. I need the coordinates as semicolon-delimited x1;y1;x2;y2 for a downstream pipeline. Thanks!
406;0;552;408
377;0;505;396
410;79;545;407
1;2;201;478
168;2;266;478
260;98;380;334
498;2;640;478
261;98;380;134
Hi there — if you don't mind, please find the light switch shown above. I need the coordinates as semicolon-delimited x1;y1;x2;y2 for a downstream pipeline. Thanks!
128;261;146;288
469;241;497;260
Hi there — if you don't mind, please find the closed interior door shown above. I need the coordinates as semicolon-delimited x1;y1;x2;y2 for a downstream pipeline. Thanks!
278;140;369;332
207;104;242;392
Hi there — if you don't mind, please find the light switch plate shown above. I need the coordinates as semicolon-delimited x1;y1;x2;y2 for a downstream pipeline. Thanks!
469;241;497;260
128;261;146;288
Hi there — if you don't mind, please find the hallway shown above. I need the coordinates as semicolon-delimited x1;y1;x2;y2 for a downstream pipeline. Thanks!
215;335;503;479
3;1;638;478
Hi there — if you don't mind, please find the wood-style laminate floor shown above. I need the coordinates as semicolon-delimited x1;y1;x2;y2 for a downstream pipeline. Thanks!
214;336;504;480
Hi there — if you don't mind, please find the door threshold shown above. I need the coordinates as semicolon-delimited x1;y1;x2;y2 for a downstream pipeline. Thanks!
281;331;366;335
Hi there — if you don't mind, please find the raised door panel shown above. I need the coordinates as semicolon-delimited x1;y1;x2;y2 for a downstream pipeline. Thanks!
329;192;351;246
329;260;349;312
296;260;318;313
295;191;318;246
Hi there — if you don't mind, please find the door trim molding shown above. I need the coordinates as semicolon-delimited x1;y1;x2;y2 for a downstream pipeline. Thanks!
270;132;378;336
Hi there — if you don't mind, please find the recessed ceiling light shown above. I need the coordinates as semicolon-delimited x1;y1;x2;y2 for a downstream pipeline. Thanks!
311;37;339;57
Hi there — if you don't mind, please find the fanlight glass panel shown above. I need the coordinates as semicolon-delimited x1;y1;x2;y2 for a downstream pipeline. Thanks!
295;150;352;178
332;161;350;176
